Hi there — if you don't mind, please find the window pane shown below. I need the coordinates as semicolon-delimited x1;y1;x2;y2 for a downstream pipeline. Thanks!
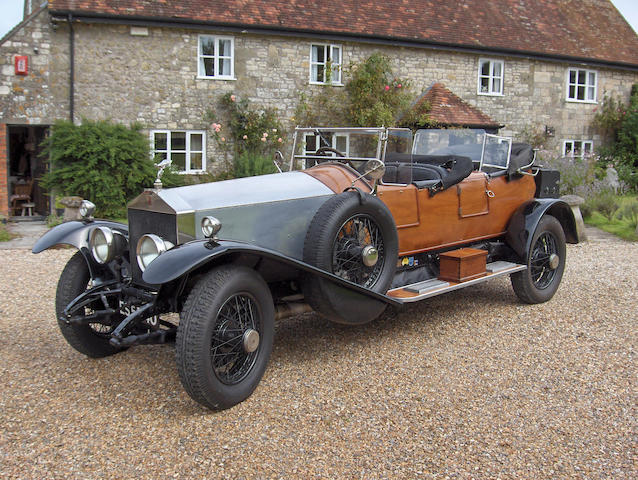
564;142;573;155
305;135;317;152
202;58;214;76
584;142;593;154
315;64;325;83
335;135;347;152
569;70;576;83
190;153;202;171
190;133;203;152
171;132;186;150
311;65;319;82
574;141;582;156
219;58;231;76
332;65;341;83
577;70;586;85
481;61;490;76
201;37;215;56
218;39;231;57
331;46;340;64
577;86;585;100
588;72;596;86
493;62;502;76
493;78;501;93
587;86;595;101
172;152;186;171
312;45;325;63
154;132;167;150
569;85;576;98
480;78;489;92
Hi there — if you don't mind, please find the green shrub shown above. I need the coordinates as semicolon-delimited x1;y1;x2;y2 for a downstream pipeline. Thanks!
581;190;618;220
0;224;15;242
41;119;156;218
233;151;278;178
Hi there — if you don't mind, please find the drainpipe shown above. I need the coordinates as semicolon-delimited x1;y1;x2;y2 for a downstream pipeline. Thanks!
68;14;74;122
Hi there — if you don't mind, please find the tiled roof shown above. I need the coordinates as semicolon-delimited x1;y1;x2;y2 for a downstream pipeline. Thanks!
415;83;502;128
48;1;638;67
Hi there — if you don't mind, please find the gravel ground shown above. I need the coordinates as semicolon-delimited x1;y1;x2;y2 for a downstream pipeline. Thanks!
0;235;636;479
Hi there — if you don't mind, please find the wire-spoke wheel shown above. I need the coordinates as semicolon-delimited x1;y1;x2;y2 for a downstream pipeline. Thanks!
55;251;123;358
176;265;274;410
332;214;386;288
511;215;566;304
303;191;398;325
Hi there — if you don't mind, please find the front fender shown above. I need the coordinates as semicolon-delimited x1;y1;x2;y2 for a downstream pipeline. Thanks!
32;220;129;253
505;199;578;258
142;239;400;306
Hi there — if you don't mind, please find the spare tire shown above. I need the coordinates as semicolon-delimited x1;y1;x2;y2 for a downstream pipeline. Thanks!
302;191;398;324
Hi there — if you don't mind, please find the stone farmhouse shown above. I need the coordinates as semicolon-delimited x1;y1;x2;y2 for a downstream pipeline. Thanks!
1;0;638;217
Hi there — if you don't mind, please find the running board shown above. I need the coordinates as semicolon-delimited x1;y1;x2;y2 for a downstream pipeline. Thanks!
387;261;526;304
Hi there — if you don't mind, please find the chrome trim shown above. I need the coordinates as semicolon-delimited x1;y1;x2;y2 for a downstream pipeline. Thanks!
136;234;172;272
89;226;114;264
79;200;96;220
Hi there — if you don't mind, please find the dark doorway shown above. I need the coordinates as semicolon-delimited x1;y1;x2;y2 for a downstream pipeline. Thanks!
8;125;49;218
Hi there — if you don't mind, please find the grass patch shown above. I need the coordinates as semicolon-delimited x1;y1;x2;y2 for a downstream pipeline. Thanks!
0;223;17;242
585;210;638;241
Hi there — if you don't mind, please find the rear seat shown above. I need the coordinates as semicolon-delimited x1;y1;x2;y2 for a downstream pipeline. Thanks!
382;153;473;192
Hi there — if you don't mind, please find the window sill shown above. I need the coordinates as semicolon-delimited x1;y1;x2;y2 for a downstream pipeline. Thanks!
309;81;344;87
196;76;237;81
565;98;597;104
178;170;208;175
477;92;504;97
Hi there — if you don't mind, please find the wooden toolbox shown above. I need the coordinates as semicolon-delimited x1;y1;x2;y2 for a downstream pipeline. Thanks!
438;248;488;283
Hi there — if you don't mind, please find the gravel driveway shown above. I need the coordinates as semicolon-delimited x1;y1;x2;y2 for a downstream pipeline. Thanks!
1;234;636;479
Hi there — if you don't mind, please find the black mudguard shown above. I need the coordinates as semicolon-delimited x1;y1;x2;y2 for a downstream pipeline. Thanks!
142;239;400;310
505;199;578;259
32;220;129;278
32;220;129;253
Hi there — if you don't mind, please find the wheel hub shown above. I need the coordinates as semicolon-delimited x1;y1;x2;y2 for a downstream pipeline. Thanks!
242;329;260;353
361;245;379;267
548;253;560;270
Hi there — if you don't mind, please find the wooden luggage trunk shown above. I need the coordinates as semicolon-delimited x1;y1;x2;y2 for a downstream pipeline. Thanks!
438;248;488;283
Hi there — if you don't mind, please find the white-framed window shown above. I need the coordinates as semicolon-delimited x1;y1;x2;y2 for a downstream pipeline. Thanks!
563;140;593;158
151;130;206;173
477;58;504;95
198;35;234;79
302;132;349;168
309;44;342;85
566;68;597;102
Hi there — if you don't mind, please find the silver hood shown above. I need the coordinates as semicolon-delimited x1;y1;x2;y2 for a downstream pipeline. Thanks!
128;171;334;260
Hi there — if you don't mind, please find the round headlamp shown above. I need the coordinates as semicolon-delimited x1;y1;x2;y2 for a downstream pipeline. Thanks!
89;226;115;264
201;216;222;239
79;200;96;220
136;234;174;272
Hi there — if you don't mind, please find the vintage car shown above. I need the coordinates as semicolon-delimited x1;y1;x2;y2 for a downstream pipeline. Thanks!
33;127;577;410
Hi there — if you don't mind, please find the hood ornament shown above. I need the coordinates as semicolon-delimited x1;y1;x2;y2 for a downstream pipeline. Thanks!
154;158;172;190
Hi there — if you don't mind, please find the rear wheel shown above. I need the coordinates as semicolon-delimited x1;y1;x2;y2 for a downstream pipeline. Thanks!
511;215;566;304
56;251;122;358
176;265;274;410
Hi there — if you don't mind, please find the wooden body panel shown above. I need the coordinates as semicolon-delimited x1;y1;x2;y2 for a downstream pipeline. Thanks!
303;163;372;194
378;172;536;255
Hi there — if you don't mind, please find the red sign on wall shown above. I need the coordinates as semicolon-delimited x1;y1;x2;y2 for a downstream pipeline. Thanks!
15;55;28;75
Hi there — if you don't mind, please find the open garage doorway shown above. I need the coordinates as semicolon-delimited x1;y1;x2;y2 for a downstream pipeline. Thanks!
7;125;49;218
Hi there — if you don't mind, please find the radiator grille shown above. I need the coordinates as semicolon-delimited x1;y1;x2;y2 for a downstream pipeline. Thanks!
128;208;177;285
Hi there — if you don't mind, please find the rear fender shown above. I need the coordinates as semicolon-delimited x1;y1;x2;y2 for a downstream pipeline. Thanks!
142;239;399;308
505;199;578;258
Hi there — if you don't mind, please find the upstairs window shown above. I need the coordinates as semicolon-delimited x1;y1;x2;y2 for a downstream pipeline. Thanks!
563;140;593;158
198;35;234;79
151;130;206;173
302;132;349;168
567;68;597;102
478;59;504;95
310;44;342;85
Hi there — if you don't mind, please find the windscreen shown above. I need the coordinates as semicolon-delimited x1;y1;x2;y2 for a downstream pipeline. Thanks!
413;128;486;163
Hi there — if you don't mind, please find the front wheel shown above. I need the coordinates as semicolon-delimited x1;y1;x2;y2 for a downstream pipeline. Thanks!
55;251;123;358
511;215;566;304
176;265;275;410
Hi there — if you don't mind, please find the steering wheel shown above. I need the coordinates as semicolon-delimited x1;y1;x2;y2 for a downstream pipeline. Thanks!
315;146;345;157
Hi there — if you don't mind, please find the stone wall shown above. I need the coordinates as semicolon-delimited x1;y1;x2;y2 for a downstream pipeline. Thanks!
0;8;67;125
2;12;638;174
0;123;7;216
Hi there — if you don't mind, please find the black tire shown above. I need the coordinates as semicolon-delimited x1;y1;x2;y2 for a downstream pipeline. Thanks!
176;265;275;410
55;251;122;358
302;191;398;325
511;215;566;304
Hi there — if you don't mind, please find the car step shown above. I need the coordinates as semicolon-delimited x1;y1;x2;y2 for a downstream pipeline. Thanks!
387;261;526;303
